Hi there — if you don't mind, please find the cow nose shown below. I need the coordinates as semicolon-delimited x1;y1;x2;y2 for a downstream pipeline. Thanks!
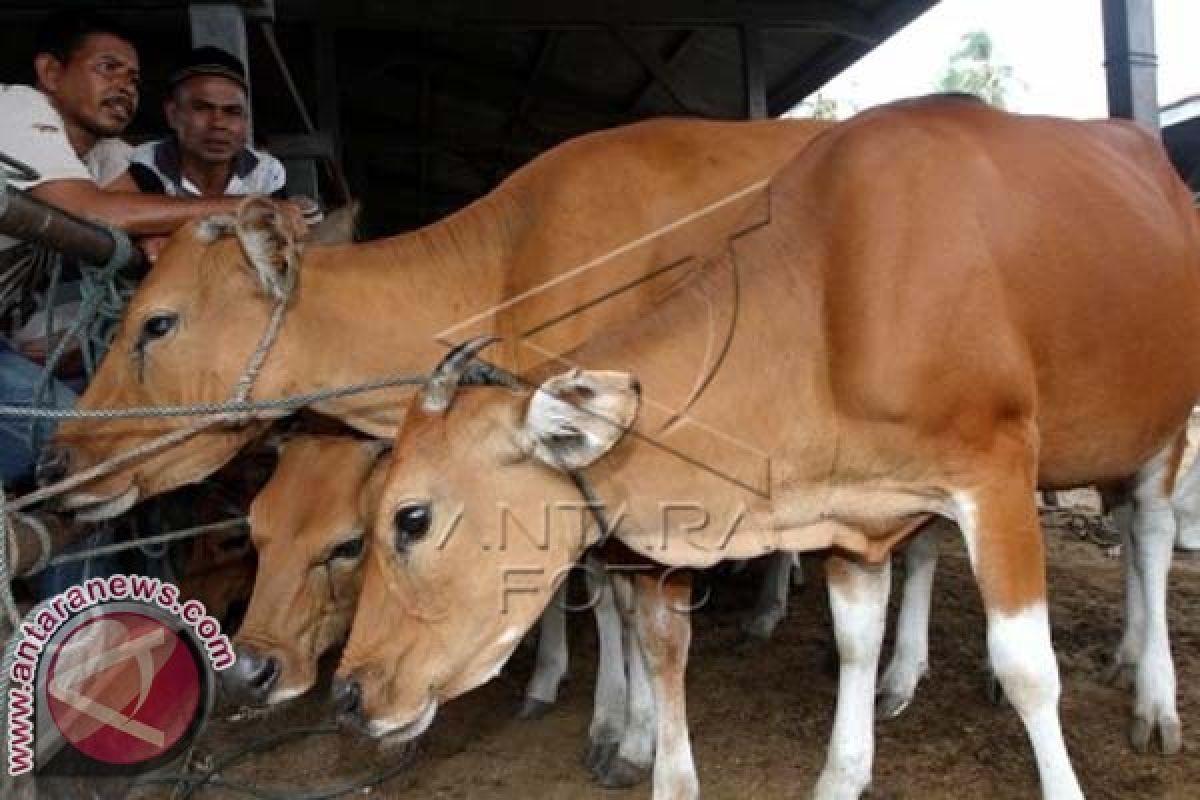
332;676;363;721
223;644;280;700
35;445;72;487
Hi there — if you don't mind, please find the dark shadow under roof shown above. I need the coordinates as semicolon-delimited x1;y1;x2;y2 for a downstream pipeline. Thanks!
0;1;941;234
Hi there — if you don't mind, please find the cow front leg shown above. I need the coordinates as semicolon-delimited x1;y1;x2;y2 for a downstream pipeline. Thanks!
813;554;890;800
583;558;631;773
1126;445;1183;755
521;579;569;719
954;468;1084;800
633;568;698;800
877;524;939;720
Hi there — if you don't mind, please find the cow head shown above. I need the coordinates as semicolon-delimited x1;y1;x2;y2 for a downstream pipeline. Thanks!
335;339;639;740
49;197;308;520
225;435;388;706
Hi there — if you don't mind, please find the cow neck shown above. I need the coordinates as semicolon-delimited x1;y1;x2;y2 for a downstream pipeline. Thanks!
273;204;517;435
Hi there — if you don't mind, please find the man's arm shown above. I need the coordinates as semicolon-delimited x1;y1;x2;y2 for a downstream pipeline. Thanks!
29;179;239;236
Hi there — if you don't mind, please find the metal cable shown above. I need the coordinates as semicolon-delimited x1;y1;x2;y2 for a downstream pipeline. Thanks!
0;371;425;420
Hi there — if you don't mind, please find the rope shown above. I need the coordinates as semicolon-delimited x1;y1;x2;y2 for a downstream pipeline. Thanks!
130;724;417;800
47;517;247;566
0;372;427;421
0;493;20;628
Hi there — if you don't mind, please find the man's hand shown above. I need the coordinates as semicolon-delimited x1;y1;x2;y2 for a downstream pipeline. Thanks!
275;200;312;240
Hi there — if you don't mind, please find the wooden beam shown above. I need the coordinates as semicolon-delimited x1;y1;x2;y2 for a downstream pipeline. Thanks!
740;22;766;119
189;3;252;137
345;50;629;124
350;0;871;30
625;30;696;111
609;26;708;116
492;31;562;181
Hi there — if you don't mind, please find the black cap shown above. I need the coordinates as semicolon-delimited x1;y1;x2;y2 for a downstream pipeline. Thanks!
167;46;247;92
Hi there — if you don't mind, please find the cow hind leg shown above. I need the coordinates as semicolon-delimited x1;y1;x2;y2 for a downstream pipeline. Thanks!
813;554;890;800
877;524;939;720
1125;447;1183;755
954;469;1083;800
633;568;698;800
1170;435;1200;550
741;551;797;641
583;559;631;773
521;580;569;719
1102;500;1144;690
593;570;656;788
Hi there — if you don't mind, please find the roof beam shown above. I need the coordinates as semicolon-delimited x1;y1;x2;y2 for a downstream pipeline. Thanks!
492;31;563;181
625;30;697;111
270;0;872;31
609;27;713;116
766;0;937;116
348;46;630;123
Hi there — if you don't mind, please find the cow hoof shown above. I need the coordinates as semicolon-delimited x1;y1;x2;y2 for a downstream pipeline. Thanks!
739;616;781;643
1131;714;1183;755
875;690;913;721
584;741;618;775
596;756;649;789
517;697;553;721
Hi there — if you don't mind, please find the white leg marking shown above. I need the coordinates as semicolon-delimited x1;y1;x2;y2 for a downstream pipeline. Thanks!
1130;505;1182;753
814;559;890;800
878;526;939;719
987;605;1084;800
1126;445;1183;754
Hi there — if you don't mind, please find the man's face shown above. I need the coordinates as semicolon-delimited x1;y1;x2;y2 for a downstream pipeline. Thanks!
38;33;140;137
166;76;248;166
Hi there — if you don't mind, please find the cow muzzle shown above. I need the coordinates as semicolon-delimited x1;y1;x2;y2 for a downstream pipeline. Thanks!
221;644;281;704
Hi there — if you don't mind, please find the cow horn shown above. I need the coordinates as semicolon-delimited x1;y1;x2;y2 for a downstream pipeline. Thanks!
422;336;502;413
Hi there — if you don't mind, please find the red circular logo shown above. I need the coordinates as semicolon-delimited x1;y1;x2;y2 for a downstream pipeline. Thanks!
45;611;201;766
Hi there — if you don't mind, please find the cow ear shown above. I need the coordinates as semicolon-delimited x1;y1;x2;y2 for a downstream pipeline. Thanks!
522;369;640;470
234;197;302;301
195;214;238;243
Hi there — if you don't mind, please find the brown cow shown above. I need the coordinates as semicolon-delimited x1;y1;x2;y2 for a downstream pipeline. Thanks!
335;99;1200;800
222;432;632;752
47;117;831;516
224;434;388;705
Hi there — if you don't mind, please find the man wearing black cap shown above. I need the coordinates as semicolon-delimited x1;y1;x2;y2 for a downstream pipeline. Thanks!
126;47;288;199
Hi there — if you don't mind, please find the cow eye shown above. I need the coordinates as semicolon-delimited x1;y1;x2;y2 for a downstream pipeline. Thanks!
328;536;363;562
141;312;178;342
393;504;431;551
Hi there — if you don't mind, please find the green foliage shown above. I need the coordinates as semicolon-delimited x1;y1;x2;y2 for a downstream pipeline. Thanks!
937;30;1018;109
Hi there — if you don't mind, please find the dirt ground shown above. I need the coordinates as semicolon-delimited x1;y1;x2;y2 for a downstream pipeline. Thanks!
101;503;1198;800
